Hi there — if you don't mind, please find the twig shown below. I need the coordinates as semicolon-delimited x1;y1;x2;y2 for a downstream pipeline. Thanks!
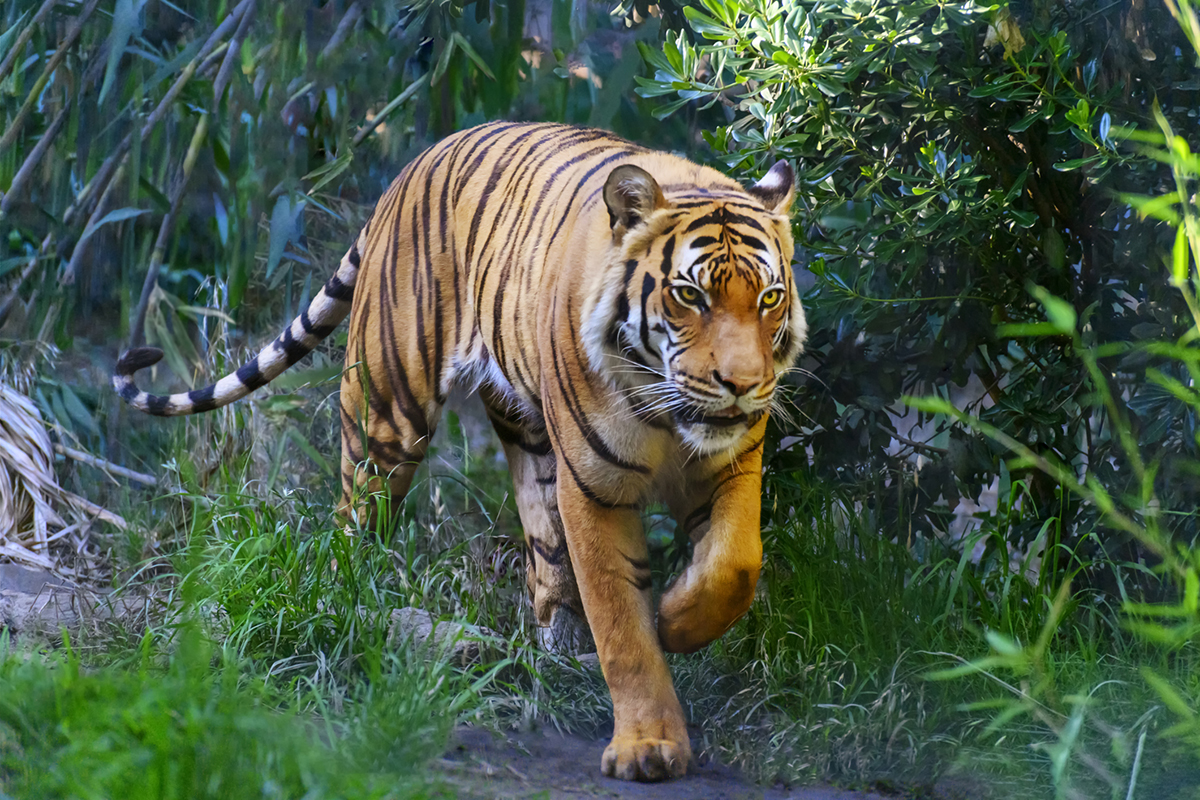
0;254;42;328
352;74;429;146
53;444;157;487
130;114;210;347
0;0;102;155
0;0;58;86
214;0;256;100
890;430;949;455
60;160;128;286
320;1;363;61
60;491;128;530
0;99;72;217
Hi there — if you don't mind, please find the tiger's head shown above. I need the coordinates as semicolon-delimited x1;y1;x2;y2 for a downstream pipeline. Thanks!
583;160;807;455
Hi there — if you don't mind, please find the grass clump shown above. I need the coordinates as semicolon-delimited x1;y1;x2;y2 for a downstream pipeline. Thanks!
0;630;455;799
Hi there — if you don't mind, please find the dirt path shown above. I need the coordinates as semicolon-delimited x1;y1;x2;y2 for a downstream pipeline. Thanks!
435;727;923;800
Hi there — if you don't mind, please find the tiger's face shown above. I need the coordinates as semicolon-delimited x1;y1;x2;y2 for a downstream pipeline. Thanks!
586;161;807;455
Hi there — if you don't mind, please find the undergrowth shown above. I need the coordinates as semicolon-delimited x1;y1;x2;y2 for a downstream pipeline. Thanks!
4;381;1197;799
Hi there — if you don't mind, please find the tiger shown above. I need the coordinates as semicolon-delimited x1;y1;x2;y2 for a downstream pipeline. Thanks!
113;121;805;782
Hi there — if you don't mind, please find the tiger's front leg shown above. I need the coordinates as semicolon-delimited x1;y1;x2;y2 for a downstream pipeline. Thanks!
658;419;767;654
548;430;690;780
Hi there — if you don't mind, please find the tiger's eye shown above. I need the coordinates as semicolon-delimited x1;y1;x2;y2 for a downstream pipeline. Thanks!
674;285;702;305
760;288;783;309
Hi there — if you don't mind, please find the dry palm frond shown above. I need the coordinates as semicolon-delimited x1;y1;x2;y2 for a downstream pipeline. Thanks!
0;381;125;575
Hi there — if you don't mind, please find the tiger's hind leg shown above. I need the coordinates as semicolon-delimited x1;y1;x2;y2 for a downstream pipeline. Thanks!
482;389;592;654
338;350;443;532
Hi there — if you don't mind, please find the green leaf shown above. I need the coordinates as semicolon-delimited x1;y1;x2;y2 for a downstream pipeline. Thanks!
303;151;354;196
812;76;847;96
81;207;148;240
901;395;959;417
100;0;146;104
266;195;304;280
1172;225;1190;286
287;427;333;476
0;9;30;67
682;5;730;39
1041;226;1065;270
59;385;100;436
1008;111;1042;132
1142;667;1199;721
451;32;495;81
996;322;1061;337
1052;156;1102;172
1008;209;1038;228
431;36;457;85
1121;191;1182;224
1030;285;1076;335
271;364;343;391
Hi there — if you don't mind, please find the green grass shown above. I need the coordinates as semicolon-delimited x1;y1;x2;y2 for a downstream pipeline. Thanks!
0;629;461;799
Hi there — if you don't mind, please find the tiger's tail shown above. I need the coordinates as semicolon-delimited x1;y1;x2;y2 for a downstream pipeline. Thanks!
112;235;363;417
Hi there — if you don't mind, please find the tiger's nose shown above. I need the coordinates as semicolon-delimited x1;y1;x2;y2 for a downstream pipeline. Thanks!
713;370;759;398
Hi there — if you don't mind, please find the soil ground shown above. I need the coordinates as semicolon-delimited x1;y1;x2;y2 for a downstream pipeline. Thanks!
433;727;986;800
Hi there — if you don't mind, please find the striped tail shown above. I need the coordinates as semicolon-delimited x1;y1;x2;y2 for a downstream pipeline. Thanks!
112;239;362;417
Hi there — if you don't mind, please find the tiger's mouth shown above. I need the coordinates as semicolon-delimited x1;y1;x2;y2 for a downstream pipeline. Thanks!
673;404;764;428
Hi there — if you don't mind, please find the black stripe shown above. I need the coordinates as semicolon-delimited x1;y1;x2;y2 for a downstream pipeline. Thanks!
147;393;170;415
737;233;767;251
235;360;269;391
115;379;138;403
532;537;568;566
639;273;657;357
545;407;638;511
187;384;218;413
300;309;337;338
324;274;354;302
552;298;650;474
623;554;650;570
544;149;639;249
625;574;652;591
659;237;676;277
281;327;310;366
366;435;421;465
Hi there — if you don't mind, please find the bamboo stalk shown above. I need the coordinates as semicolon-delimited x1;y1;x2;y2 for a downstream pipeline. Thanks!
59;490;128;530
0;0;58;86
130;114;210;347
0;99;72;217
320;1;363;61
214;0;257;100
52;444;157;487
0;0;102;156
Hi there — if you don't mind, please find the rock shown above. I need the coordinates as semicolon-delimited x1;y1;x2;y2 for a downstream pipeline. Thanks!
535;605;594;655
387;607;500;665
572;652;601;672
0;564;74;594
0;563;147;640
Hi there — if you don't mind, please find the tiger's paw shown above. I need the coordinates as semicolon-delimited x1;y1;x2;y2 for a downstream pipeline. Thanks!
601;733;691;782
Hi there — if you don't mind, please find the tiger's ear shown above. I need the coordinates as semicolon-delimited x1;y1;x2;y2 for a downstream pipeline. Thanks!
747;160;794;215
604;165;666;232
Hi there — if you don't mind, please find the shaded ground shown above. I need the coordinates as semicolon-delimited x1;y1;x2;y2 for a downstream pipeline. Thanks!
433;727;987;800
